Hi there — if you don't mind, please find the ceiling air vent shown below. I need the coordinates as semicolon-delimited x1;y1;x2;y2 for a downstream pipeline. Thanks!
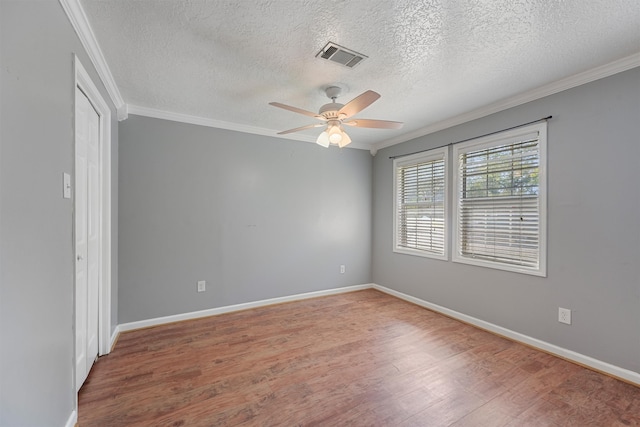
316;42;367;68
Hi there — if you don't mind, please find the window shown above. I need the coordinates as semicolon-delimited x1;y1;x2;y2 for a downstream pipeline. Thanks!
393;148;448;259
453;123;546;276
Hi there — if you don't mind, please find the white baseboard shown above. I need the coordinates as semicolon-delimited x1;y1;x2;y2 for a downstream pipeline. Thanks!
118;284;374;332
372;284;640;386
110;324;120;351
65;410;77;427
111;282;638;386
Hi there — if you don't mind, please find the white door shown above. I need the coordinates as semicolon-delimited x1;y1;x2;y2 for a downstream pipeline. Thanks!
75;86;100;391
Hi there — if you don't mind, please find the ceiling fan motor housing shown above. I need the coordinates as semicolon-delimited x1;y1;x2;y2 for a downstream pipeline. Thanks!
319;102;344;117
319;86;345;118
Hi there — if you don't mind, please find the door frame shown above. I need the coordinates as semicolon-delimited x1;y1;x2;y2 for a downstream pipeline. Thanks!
74;55;112;361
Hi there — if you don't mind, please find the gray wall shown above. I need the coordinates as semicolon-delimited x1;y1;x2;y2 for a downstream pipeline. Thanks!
0;1;118;425
372;67;640;374
118;116;372;323
0;3;635;425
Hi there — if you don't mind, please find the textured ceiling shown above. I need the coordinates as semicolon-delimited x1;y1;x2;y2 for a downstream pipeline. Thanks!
80;0;640;150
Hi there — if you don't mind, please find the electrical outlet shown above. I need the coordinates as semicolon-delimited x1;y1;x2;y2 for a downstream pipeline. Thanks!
558;307;571;325
197;280;206;293
340;265;345;274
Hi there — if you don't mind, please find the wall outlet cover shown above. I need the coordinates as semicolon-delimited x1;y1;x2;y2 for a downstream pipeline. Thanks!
558;307;571;325
197;280;206;292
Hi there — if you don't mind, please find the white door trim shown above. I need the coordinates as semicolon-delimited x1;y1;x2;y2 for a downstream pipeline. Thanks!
74;55;112;358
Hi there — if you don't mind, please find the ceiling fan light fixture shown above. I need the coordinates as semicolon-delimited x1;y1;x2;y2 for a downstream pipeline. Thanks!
328;124;343;144
337;130;351;148
316;131;330;147
317;125;350;148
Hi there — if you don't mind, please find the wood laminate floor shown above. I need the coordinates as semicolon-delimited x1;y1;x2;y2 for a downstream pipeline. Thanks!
78;289;639;426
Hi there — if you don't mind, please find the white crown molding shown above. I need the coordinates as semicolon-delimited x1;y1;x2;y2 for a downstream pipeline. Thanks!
59;0;127;120
127;104;369;150
127;104;314;143
117;103;128;121
375;52;640;151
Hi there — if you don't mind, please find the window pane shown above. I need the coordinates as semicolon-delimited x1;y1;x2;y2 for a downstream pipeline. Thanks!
454;123;546;276
394;149;448;259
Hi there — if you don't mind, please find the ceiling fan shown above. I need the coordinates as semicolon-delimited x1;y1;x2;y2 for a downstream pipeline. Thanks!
269;86;403;148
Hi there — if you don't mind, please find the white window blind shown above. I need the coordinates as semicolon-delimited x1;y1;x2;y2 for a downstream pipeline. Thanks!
453;123;546;276
393;148;448;259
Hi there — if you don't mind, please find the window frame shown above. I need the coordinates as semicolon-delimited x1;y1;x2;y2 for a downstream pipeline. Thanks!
393;147;449;260
452;122;547;276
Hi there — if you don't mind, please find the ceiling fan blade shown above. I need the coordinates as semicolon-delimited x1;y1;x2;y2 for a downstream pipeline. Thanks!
269;102;325;120
277;123;324;135
343;119;404;129
338;90;381;118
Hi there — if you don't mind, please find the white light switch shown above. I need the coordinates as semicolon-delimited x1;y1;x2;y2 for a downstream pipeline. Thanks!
63;173;71;199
